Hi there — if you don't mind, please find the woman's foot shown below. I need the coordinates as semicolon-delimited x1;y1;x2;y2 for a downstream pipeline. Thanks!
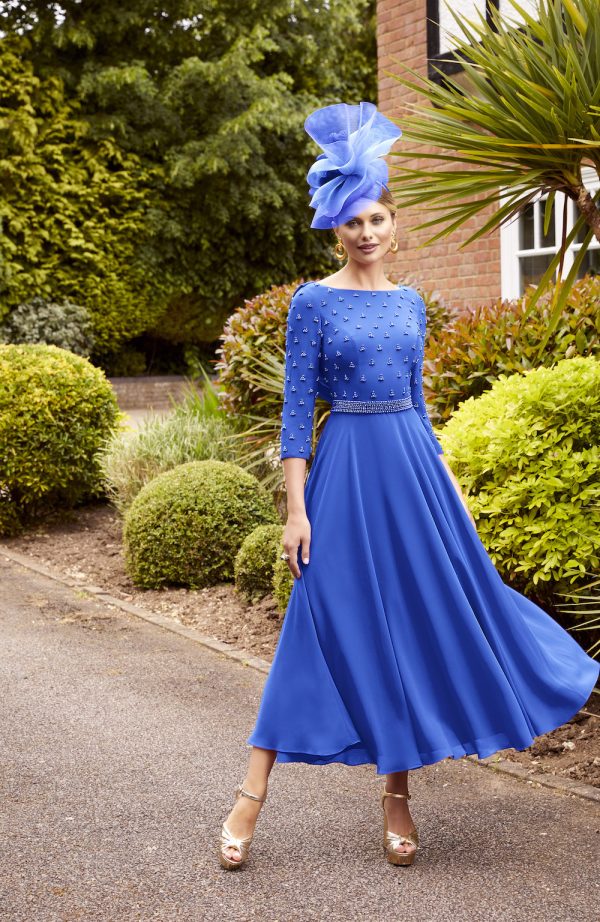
382;790;417;857
221;780;267;863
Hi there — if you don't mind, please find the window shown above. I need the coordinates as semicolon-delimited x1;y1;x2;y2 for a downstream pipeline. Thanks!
427;0;538;84
500;167;600;298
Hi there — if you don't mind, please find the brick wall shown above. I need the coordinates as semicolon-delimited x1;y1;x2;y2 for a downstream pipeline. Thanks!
377;0;501;311
108;376;200;411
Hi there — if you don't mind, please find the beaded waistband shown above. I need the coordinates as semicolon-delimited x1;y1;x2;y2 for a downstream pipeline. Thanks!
330;396;414;414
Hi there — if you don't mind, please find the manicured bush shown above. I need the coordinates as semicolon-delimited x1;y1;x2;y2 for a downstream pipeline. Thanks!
272;554;295;616
123;460;280;589
426;274;600;426
441;355;600;609
0;297;95;357
0;344;120;534
100;402;241;514
234;523;284;603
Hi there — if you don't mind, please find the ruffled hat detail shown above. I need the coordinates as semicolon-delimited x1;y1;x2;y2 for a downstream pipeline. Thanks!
304;101;402;230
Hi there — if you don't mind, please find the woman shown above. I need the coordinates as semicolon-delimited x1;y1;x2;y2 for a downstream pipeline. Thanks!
218;102;599;870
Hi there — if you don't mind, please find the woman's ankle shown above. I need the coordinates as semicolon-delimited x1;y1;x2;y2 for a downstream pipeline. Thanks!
242;776;268;798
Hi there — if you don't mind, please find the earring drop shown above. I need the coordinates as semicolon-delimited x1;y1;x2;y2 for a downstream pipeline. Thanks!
389;232;399;254
334;239;347;261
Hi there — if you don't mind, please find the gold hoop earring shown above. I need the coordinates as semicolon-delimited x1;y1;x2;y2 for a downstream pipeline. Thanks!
334;239;347;261
389;232;399;254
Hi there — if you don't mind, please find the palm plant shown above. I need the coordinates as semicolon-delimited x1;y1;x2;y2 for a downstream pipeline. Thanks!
386;0;600;357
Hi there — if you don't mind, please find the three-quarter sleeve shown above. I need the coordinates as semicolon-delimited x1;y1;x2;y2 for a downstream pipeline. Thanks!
410;293;444;455
280;283;322;460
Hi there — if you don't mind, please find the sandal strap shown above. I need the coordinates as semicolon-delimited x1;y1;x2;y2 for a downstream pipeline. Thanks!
381;790;411;801
236;782;267;803
385;829;418;849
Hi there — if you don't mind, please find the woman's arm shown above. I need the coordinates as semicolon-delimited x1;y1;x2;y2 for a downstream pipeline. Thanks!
279;285;321;578
437;453;477;529
281;458;312;580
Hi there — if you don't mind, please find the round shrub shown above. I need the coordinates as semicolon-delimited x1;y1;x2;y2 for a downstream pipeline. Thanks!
234;523;284;603
272;554;295;616
123;460;280;589
441;355;600;608
0;344;120;534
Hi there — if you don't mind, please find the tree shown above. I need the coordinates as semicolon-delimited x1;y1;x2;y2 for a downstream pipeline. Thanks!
385;0;600;354
0;37;173;352
0;1;377;362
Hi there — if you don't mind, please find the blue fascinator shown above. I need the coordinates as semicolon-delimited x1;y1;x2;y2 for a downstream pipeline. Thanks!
304;101;402;230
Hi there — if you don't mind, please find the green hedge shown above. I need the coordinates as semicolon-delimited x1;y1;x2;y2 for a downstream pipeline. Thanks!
441;355;600;609
123;460;280;589
0;344;120;534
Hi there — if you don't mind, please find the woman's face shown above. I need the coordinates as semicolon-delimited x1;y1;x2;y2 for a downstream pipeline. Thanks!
336;202;396;263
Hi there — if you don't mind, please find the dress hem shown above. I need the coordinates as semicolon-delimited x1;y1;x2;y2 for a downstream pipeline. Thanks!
246;667;599;775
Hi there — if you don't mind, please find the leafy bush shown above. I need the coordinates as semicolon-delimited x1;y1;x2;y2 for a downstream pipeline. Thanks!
426;274;600;425
272;554;295;616
0;297;94;356
0;344;120;534
441;355;600;610
123;460;280;589
234;523;284;603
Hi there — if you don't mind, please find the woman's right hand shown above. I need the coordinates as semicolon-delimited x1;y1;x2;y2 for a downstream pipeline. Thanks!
282;511;311;579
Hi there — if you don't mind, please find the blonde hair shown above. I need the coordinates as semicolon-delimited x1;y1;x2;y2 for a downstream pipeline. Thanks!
378;185;397;216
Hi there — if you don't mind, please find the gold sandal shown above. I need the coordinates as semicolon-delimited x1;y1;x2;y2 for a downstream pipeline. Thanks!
218;782;267;870
381;788;419;866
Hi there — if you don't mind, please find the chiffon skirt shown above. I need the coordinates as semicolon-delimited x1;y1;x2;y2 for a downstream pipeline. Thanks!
246;406;599;773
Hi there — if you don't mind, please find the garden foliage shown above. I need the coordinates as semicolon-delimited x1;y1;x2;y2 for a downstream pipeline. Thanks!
123;460;280;589
0;344;119;534
0;2;377;364
234;523;285;604
100;407;240;513
441;355;600;607
272;553;296;615
426;275;600;425
0;297;95;357
0;41;172;356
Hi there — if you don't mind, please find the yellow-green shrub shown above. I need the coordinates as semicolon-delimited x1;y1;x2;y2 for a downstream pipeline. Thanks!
123;460;279;589
234;523;285;603
0;344;120;534
442;355;600;611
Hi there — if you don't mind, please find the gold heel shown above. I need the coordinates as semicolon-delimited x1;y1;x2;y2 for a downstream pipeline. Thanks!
218;783;267;870
381;788;419;867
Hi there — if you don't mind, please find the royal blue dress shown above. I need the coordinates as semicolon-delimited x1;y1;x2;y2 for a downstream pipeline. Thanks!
246;281;599;773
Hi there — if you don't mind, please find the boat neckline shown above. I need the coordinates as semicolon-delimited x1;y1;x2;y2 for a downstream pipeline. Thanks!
310;281;404;294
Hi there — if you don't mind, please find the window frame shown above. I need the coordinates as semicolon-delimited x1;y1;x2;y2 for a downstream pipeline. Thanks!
426;0;500;84
500;167;600;299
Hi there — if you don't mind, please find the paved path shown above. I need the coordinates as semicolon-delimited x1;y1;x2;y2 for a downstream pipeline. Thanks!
1;555;599;922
